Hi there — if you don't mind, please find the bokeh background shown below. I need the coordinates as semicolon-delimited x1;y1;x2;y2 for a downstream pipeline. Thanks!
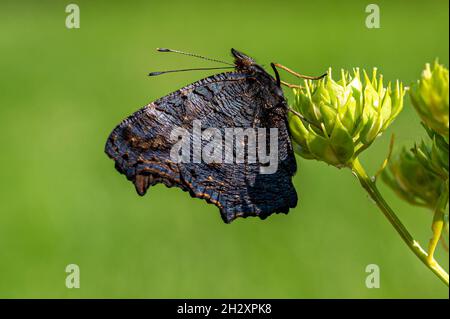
0;0;448;298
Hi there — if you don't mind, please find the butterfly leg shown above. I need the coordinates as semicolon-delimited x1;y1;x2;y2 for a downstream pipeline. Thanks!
270;62;281;87
288;107;322;131
273;63;327;80
280;80;304;89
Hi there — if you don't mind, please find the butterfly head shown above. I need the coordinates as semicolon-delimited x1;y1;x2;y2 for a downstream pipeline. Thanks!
232;48;275;78
231;48;281;87
231;48;256;70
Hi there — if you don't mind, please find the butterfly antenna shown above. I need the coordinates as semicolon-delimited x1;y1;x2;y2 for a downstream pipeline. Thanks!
156;48;234;66
149;66;234;76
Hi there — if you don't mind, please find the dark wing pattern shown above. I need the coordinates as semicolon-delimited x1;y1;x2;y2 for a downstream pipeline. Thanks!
105;72;297;223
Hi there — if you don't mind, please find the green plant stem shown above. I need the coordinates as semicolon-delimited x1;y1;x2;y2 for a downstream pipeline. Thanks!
350;157;449;286
428;187;449;262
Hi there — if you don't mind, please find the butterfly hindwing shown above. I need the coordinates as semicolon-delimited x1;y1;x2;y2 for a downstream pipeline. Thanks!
105;71;297;223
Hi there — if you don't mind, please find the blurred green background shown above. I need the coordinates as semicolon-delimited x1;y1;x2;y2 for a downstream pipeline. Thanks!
0;0;448;298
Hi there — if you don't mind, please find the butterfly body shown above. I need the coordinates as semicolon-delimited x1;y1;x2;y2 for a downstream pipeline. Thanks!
105;49;298;223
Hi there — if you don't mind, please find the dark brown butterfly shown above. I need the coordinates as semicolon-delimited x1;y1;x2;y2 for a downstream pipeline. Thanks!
105;48;297;223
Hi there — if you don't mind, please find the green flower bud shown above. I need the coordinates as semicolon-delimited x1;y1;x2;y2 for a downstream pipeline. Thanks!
410;62;449;139
412;127;449;182
382;147;442;209
289;68;405;167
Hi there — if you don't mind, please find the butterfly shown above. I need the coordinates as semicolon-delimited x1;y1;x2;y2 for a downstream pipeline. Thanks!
105;48;298;223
